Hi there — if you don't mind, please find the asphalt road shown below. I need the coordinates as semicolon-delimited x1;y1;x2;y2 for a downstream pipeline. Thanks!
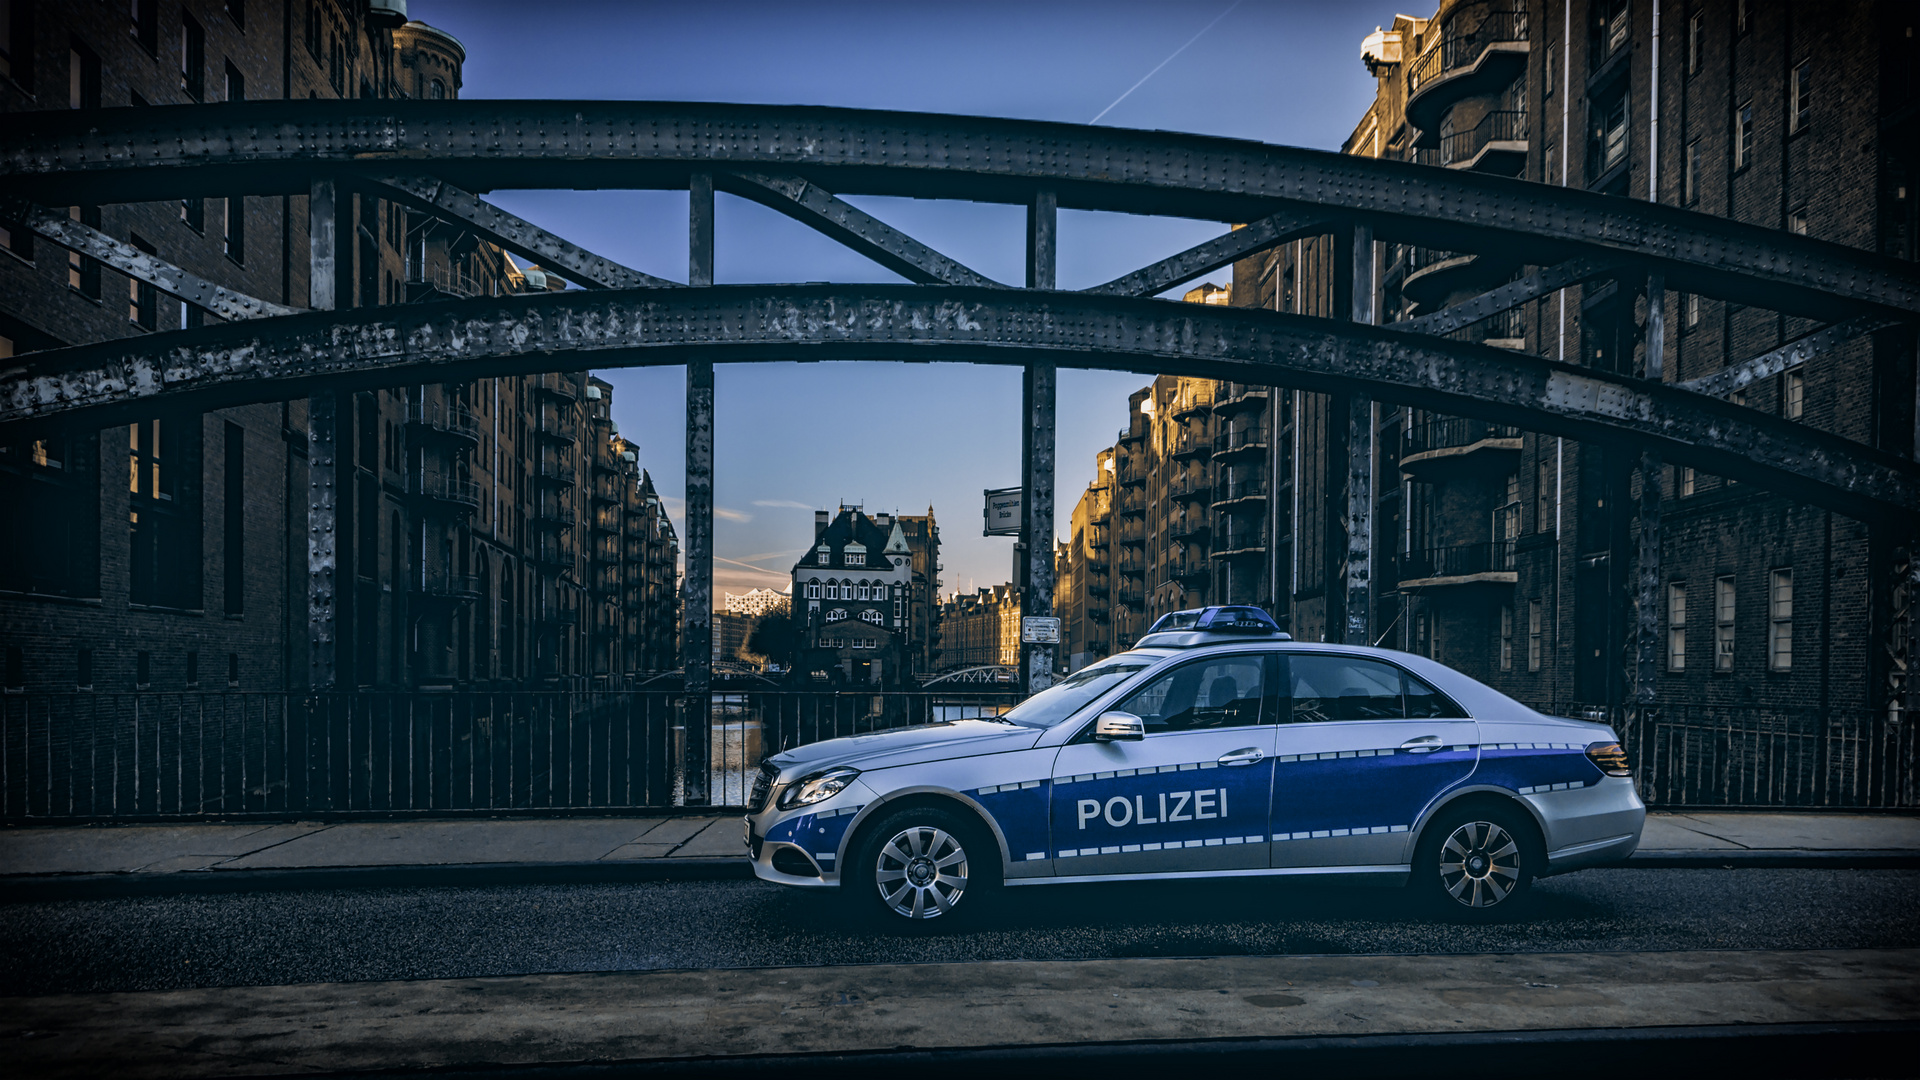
3;868;1917;997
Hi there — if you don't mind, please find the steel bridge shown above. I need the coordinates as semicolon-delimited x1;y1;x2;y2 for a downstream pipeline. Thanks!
3;100;1918;786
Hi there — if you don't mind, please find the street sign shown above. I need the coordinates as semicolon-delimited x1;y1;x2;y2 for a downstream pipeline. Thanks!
1020;616;1061;644
983;487;1023;536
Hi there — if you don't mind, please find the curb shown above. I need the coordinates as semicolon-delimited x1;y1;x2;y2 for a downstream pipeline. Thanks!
0;857;754;902
1624;850;1920;869
281;1021;1920;1079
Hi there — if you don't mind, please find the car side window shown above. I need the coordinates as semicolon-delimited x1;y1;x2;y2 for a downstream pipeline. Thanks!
1114;656;1266;733
1284;654;1467;722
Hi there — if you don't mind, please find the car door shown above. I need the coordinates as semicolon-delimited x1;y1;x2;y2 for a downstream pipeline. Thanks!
1050;652;1276;877
1269;653;1479;869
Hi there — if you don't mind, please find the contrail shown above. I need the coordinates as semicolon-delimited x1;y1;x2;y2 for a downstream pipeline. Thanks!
1090;0;1244;125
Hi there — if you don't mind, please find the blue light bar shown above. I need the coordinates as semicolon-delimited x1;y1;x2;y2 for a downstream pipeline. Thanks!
1146;606;1282;635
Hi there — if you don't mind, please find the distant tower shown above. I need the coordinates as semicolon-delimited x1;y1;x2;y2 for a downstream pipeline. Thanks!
393;20;466;101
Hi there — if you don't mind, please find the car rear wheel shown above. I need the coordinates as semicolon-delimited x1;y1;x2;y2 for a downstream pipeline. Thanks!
1415;804;1538;920
850;806;999;926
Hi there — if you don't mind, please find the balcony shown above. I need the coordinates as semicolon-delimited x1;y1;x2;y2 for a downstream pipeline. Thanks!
1087;524;1110;550
1117;580;1145;607
535;402;580;444
1440;108;1528;176
409;471;480;513
1116;550;1145;574
405;399;479;446
1168;515;1210;542
1213;383;1270;415
1400;418;1523;480
535;457;578;488
1118;459;1147;487
1168;473;1212;501
1169;555;1210;586
535;498;577;529
590;471;624;504
412;570;480;602
590;564;621;595
1406;2;1530;141
592;505;622;534
1117;426;1145;445
406;262;488;301
1116;519;1145;546
1088;576;1111;599
1171;392;1212;420
1397;541;1517;588
532;372;579;401
1171;429;1212;461
1213;426;1268;460
1211;522;1267;558
533;531;576;568
1213;473;1268;506
1117;489;1146;518
1402;246;1492;309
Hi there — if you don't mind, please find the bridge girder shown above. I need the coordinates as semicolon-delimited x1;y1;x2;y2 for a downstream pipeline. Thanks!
1;284;1912;523
2;100;1915;322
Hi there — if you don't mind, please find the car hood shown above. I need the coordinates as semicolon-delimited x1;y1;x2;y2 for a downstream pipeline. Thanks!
766;719;1042;775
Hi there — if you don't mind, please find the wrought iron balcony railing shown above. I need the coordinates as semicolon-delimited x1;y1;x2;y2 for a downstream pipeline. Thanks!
1403;418;1522;456
1440;109;1527;166
1408;3;1530;97
405;399;479;443
1398;540;1517;580
409;471;481;510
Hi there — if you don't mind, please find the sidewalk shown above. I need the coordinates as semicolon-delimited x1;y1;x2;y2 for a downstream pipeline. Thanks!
1;811;1915;892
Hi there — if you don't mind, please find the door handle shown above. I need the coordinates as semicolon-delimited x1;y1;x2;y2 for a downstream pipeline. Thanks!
1400;735;1444;754
1218;747;1264;766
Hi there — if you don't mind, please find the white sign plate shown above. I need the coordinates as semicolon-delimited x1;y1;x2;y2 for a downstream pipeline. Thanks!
984;487;1024;536
1021;616;1062;644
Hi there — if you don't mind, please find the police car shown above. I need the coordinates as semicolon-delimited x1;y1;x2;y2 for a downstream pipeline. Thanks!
744;606;1644;922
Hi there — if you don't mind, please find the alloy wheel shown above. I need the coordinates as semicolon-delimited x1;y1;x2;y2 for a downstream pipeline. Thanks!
1437;820;1522;908
874;825;968;919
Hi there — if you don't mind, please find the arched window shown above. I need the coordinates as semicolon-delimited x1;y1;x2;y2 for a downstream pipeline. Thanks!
428;78;446;100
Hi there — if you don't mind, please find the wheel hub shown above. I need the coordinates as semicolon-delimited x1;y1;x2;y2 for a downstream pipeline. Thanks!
907;857;935;886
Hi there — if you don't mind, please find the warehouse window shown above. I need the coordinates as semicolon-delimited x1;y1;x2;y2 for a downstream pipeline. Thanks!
1667;582;1687;671
1526;600;1543;672
1782;370;1805;420
1715;576;1736;671
69;40;100;109
224;195;245;264
1769;570;1793;671
1499;603;1513;671
1687;11;1702;74
179;13;204;101
1734;101;1754;169
68;206;101;298
127;234;157;329
1789;60;1810;133
1684;139;1701;204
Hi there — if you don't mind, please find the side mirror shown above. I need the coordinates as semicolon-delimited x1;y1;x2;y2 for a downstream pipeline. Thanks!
1092;711;1145;742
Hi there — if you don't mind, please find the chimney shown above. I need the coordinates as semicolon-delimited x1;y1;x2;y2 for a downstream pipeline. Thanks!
875;512;891;528
815;510;830;538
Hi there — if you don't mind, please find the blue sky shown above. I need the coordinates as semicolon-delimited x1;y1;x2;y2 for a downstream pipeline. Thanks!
410;0;1390;599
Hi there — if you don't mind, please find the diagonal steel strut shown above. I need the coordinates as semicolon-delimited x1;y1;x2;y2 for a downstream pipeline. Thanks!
0;195;298;321
1085;209;1328;298
366;175;677;290
1677;315;1902;398
718;172;1000;287
1392;256;1623;336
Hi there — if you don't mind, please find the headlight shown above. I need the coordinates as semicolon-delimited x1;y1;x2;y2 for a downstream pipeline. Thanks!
1585;741;1631;777
776;766;861;810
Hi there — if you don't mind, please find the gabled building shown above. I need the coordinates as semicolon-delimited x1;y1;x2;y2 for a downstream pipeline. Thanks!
791;506;918;684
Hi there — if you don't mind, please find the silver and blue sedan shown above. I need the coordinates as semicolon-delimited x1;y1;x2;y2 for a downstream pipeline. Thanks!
745;606;1644;923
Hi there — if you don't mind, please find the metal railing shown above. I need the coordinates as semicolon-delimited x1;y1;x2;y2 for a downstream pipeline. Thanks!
1168;473;1211;500
1408;3;1530;96
405;399;480;442
1404;418;1522;455
411;262;488;299
1214;522;1267;553
1214;426;1268;456
1399;540;1516;579
533;372;579;400
1441;109;1527;166
1168;515;1209;541
536;457;579;487
1215;473;1268;502
409;471;481;510
1526;703;1918;809
0;689;1026;821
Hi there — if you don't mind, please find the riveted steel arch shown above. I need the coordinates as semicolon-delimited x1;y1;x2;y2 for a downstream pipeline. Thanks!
2;285;1913;522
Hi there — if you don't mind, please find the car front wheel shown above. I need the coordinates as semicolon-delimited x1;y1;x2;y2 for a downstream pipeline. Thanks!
850;806;999;925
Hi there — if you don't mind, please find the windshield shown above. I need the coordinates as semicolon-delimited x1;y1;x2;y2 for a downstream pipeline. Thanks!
1000;657;1152;729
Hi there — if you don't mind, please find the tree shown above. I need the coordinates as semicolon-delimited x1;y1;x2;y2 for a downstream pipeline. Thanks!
746;610;803;669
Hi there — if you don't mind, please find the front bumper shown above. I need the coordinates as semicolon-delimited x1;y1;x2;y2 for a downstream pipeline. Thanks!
743;778;878;888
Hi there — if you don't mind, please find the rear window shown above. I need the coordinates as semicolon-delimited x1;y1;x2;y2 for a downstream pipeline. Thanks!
1285;654;1467;722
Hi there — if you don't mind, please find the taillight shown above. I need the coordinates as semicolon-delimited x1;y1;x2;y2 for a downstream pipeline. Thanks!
1586;741;1631;777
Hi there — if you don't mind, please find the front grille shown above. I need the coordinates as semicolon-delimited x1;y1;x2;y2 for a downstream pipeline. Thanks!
748;761;779;812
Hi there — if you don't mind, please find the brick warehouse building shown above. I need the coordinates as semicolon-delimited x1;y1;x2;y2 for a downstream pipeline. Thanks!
1225;0;1917;721
1057;2;1917;745
0;1;680;696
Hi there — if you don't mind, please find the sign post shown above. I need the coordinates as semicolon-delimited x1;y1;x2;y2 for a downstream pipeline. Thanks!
983;487;1023;536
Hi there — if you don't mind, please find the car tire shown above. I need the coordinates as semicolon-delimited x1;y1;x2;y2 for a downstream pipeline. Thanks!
1413;802;1540;921
848;805;1001;927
